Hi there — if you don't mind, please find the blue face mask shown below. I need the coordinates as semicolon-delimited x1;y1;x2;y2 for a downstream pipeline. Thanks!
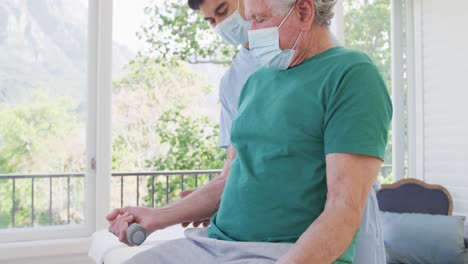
248;4;303;70
214;0;250;46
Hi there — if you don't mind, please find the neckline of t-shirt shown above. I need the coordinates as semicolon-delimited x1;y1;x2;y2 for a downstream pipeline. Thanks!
301;46;343;65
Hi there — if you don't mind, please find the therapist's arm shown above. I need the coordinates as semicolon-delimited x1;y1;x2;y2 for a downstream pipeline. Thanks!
107;145;236;245
180;145;237;227
276;153;381;264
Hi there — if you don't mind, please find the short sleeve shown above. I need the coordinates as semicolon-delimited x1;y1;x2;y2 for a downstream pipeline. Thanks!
324;63;393;160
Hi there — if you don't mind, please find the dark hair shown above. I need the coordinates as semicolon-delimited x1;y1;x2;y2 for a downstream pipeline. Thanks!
188;0;204;10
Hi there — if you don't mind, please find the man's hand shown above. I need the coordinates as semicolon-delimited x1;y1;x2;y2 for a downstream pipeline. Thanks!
106;207;159;246
180;189;211;228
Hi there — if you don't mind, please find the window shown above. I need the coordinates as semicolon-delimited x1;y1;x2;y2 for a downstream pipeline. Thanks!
334;0;408;183
0;0;95;242
110;1;226;209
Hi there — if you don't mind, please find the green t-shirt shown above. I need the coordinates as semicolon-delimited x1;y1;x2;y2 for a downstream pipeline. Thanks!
208;47;393;263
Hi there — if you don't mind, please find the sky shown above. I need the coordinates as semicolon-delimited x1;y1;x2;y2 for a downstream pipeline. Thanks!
78;0;154;53
112;1;153;53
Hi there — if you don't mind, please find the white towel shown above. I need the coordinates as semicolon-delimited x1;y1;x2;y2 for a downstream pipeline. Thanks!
88;225;185;264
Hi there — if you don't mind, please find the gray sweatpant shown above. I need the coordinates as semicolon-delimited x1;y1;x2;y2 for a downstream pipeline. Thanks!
124;228;294;264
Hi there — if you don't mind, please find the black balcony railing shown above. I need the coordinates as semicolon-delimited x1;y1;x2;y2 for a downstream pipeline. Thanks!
0;173;84;228
0;165;392;229
112;170;222;208
0;170;222;229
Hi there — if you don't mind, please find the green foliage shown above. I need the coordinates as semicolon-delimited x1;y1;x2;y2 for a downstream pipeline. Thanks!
344;0;391;88
0;179;13;228
111;58;215;173
137;0;237;65
148;110;225;171
0;92;86;228
0;92;85;174
110;56;224;208
114;56;213;98
143;110;225;206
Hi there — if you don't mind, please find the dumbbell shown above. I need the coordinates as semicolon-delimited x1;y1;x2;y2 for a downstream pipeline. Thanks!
126;223;147;246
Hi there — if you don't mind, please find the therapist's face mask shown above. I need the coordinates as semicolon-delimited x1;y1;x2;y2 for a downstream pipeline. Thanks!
248;4;303;71
214;0;250;46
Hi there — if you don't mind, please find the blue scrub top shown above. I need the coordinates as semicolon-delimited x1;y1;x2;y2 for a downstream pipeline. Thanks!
218;47;259;148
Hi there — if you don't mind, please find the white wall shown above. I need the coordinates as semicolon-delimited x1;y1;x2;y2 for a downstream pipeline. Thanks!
415;0;468;215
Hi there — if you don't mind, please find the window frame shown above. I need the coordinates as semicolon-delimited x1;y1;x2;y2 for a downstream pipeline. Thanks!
391;0;406;181
0;0;113;245
407;0;425;181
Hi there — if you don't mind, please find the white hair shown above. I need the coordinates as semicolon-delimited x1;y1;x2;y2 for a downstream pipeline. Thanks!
271;0;337;27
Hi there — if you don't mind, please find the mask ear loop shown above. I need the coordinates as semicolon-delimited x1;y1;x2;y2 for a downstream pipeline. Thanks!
278;3;302;51
292;31;304;49
278;3;296;29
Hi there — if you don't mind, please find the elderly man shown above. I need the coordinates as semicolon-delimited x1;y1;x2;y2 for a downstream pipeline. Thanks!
107;0;392;263
182;0;387;263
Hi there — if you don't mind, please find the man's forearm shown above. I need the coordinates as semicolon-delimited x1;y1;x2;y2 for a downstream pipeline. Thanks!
277;204;362;264
152;173;228;230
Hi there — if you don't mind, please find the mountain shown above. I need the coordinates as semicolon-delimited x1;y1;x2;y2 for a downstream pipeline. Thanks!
0;0;133;103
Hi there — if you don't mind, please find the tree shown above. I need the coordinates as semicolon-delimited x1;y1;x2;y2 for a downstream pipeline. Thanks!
143;110;225;206
344;0;391;88
0;92;84;174
148;110;225;171
111;57;216;172
0;92;85;228
110;57;223;208
137;0;237;65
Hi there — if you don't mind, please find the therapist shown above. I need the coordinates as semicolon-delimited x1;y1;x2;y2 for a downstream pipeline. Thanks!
178;0;259;228
178;0;259;230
